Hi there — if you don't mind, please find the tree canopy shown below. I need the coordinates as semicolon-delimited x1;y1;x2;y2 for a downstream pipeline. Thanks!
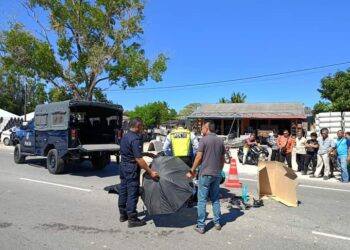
0;0;168;101
313;68;350;113
313;101;332;115
0;68;48;115
219;92;247;103
177;103;201;118
128;101;177;128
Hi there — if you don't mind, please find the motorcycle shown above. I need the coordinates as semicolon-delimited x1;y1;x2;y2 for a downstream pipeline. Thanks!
238;145;269;166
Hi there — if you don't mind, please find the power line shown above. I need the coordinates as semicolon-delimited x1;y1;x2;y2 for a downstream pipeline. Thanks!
106;67;335;94
105;61;350;92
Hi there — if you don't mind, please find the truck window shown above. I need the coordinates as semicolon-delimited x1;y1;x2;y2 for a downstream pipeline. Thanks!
70;112;85;124
89;117;101;126
107;116;121;127
35;114;48;128
52;112;66;126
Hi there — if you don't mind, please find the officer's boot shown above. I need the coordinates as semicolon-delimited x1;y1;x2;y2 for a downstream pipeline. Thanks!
128;214;146;228
119;213;128;222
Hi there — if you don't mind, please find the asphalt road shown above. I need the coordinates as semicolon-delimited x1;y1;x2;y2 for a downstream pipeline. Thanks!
1;146;350;250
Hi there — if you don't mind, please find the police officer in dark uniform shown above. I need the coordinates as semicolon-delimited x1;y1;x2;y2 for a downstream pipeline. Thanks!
118;118;159;228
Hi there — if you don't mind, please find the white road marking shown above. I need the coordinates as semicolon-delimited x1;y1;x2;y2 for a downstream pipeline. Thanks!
239;178;350;193
240;178;257;182
312;231;350;241
299;184;350;193
19;178;92;192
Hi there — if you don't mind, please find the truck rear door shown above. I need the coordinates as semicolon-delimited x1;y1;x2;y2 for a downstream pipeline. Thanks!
20;121;35;154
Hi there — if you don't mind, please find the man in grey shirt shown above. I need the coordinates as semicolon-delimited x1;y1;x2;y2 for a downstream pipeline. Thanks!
187;121;225;234
311;128;335;180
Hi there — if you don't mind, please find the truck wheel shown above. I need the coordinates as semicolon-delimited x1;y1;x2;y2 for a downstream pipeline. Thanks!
47;149;65;174
14;144;26;164
3;138;10;146
91;155;110;170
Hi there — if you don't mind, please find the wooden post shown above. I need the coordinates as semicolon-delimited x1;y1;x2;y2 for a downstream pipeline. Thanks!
241;119;245;135
221;119;224;135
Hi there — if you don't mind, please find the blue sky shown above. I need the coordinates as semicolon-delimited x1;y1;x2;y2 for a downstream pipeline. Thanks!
1;0;350;111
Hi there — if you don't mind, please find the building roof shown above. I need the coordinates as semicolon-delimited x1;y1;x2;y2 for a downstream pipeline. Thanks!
188;102;306;119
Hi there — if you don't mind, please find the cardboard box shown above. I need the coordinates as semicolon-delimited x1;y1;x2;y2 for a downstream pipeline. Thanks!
258;161;298;207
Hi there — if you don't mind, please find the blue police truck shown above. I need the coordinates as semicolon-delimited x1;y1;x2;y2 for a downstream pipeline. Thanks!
14;100;123;174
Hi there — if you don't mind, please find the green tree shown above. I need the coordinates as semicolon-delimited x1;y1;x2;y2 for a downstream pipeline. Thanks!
169;108;177;120
128;101;177;128
0;67;48;115
0;71;24;115
313;101;333;115
0;0;168;101
314;69;350;113
230;92;246;103
178;103;201;118
48;88;73;103
46;86;110;103
218;97;228;103
219;92;247;103
26;81;48;112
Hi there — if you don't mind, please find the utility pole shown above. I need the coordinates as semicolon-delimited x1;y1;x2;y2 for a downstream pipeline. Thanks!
24;84;27;122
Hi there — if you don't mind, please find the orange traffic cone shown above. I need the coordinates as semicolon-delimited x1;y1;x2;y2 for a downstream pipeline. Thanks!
225;158;242;189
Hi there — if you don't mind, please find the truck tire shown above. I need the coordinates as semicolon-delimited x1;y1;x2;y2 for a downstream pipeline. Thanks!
14;144;26;164
91;155;110;170
47;149;65;174
3;138;10;146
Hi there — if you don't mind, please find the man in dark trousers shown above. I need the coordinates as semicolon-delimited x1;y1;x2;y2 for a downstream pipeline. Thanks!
187;121;225;234
118;118;159;228
277;130;294;168
304;132;319;175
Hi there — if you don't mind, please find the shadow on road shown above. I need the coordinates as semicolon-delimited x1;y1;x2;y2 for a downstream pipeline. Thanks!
24;157;120;178
25;158;47;169
220;187;241;199
205;207;244;232
144;207;198;228
142;201;245;229
68;161;120;178
221;207;245;226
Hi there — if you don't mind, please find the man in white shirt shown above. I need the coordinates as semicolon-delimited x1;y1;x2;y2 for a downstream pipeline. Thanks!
295;130;307;171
